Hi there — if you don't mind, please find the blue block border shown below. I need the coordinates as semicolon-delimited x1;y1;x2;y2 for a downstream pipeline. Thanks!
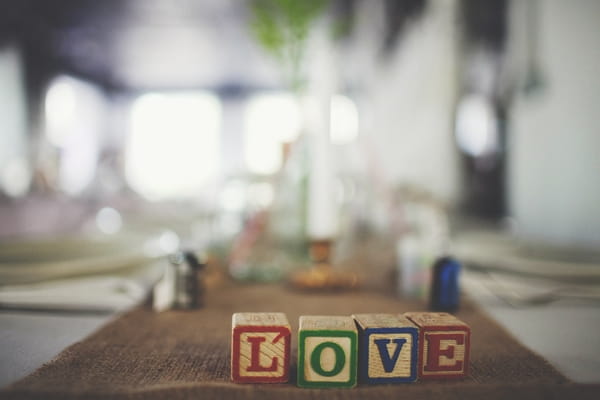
358;326;419;384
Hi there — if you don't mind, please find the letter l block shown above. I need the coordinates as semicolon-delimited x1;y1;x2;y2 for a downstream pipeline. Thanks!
231;312;291;383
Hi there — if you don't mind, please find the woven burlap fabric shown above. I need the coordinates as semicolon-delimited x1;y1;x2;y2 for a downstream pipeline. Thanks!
2;283;598;399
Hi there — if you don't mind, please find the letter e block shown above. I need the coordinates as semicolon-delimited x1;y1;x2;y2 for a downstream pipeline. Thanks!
231;312;291;383
404;312;470;379
353;313;419;384
297;316;357;388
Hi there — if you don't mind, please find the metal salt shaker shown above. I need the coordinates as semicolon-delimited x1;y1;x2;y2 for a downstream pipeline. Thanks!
170;251;205;309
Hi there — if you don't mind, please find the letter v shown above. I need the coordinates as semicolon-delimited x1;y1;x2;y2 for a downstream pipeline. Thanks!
374;338;407;373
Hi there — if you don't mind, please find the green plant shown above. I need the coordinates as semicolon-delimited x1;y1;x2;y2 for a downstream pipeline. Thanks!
250;0;330;92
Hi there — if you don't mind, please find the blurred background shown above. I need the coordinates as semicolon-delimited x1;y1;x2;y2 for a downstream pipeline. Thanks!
1;0;600;386
0;0;599;321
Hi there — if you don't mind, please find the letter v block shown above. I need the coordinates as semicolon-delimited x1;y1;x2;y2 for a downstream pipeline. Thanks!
353;314;419;383
231;313;291;383
404;312;470;379
297;316;357;388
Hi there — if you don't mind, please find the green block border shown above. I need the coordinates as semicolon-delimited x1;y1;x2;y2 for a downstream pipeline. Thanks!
297;329;358;388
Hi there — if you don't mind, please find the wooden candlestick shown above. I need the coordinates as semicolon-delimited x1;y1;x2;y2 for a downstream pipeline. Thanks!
289;239;359;291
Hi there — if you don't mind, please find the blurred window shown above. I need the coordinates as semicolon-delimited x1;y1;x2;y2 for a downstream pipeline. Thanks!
45;75;105;195
243;93;359;175
243;92;301;175
455;94;498;157
0;45;29;197
330;94;359;145
125;92;221;200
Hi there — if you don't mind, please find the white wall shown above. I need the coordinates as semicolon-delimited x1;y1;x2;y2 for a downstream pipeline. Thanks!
508;0;600;247
358;0;461;205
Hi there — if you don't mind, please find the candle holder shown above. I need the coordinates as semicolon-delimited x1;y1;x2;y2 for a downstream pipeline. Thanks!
289;239;360;291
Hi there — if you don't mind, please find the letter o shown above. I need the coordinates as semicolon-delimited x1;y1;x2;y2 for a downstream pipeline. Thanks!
310;341;345;377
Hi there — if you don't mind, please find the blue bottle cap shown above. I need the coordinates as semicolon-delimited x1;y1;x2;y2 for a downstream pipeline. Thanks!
429;256;461;312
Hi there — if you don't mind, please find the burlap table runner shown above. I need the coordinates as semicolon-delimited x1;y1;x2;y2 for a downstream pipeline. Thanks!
2;283;598;399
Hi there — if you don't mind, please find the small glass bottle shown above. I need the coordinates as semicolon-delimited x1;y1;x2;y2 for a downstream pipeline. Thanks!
429;256;461;312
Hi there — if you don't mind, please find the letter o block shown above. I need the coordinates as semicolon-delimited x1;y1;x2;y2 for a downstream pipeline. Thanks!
404;312;470;380
231;313;291;383
297;316;357;388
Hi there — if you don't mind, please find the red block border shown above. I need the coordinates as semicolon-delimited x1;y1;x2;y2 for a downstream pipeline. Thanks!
417;324;471;380
231;325;291;383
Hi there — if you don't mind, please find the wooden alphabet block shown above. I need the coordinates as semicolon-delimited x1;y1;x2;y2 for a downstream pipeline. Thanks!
297;316;358;388
231;312;291;383
353;314;419;384
404;312;470;380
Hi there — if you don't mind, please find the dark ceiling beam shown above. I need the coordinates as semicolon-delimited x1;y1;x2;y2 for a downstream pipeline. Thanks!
1;0;129;92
